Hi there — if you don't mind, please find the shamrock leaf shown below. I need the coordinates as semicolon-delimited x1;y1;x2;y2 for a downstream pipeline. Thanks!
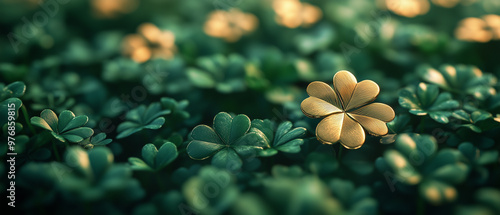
329;178;378;215
458;142;499;184
186;112;266;171
79;133;113;149
183;166;239;215
187;54;247;93
451;110;497;133
419;64;497;100
160;97;190;121
116;102;171;139
142;58;192;94
129;141;178;171
376;133;469;205
250;119;307;156
19;146;145;203
0;81;26;100
30;109;94;143
455;188;500;215
0;81;26;126
399;82;459;123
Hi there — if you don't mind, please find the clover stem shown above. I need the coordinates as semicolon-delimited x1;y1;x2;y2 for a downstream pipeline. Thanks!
21;105;36;135
417;193;425;215
156;174;165;191
52;142;61;162
418;117;427;133
337;145;343;162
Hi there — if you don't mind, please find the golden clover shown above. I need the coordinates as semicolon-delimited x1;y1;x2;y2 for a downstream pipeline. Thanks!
301;71;395;149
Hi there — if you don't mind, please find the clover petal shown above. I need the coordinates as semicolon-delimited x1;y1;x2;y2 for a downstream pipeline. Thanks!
301;97;342;118
349;103;395;122
339;115;366;149
316;113;344;145
333;70;357;108
306;81;342;109
345;80;380;110
349;114;388;136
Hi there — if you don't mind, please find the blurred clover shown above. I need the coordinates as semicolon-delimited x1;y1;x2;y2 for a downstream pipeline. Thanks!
419;65;497;100
272;0;323;28
376;133;469;205
122;23;177;63
261;166;342;214
455;188;500;215
31;109;94;143
329;178;378;215
458;142;499;184
116;102;171;139
399;82;459;124
204;9;258;42
384;0;429;18
142;58;192;94
79;133;113;149
102;57;142;82
455;15;500;43
187;54;247;93
183;166;238;215
295;51;350;82
293;23;335;55
301;70;395;149
250;119;306;156
186;112;266;171
29;91;76;113
0;81;25;126
20;146;145;205
160;97;190;122
452;110;497;133
129;141;178;171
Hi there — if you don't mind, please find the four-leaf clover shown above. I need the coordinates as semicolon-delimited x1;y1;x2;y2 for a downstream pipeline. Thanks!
301;70;395;149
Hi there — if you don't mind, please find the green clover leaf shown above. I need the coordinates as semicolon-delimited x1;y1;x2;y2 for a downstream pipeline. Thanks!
329;178;377;215
30;109;94;143
250;119;306;157
187;54;246;93
0;81;26;126
116;102;171;139
129;141;178;171
419;64;497;100
186;112;266;171
376;133;469;205
79;133;113;149
399;82;459;123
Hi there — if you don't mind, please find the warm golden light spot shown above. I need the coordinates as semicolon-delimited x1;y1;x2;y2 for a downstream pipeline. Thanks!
399;134;417;149
122;23;176;63
431;0;460;7
426;187;441;203
444;65;457;78
455;15;500;42
392;152;407;168
444;187;457;200
91;0;138;18
204;9;258;42
272;0;322;28
418;82;428;91
424;68;446;86
384;0;430;18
